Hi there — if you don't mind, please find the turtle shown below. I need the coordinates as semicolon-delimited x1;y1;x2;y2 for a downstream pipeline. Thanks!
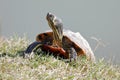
24;13;95;62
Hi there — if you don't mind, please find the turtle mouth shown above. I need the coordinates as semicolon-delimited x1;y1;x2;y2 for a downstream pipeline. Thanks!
46;13;63;47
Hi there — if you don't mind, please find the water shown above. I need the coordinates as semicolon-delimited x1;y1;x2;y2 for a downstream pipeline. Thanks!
0;0;120;64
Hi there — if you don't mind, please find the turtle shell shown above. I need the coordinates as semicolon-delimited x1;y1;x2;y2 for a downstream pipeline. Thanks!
36;30;95;62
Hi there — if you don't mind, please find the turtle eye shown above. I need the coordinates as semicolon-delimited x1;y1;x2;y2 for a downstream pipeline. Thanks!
48;13;53;18
47;13;52;17
49;14;53;18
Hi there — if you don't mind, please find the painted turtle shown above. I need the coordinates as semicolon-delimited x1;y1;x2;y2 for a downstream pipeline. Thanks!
24;13;95;62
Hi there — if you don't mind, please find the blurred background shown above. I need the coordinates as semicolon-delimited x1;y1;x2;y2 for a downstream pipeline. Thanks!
0;0;120;64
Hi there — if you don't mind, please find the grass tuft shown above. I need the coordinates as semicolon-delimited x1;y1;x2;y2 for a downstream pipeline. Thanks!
0;36;120;80
0;35;29;55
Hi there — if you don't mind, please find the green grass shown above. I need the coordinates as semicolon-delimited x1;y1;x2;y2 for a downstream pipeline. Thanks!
0;36;120;80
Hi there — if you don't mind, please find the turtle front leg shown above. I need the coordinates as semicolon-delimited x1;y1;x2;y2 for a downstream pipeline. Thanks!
67;47;77;62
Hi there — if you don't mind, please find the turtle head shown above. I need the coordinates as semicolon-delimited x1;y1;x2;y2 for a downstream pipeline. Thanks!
46;13;63;47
